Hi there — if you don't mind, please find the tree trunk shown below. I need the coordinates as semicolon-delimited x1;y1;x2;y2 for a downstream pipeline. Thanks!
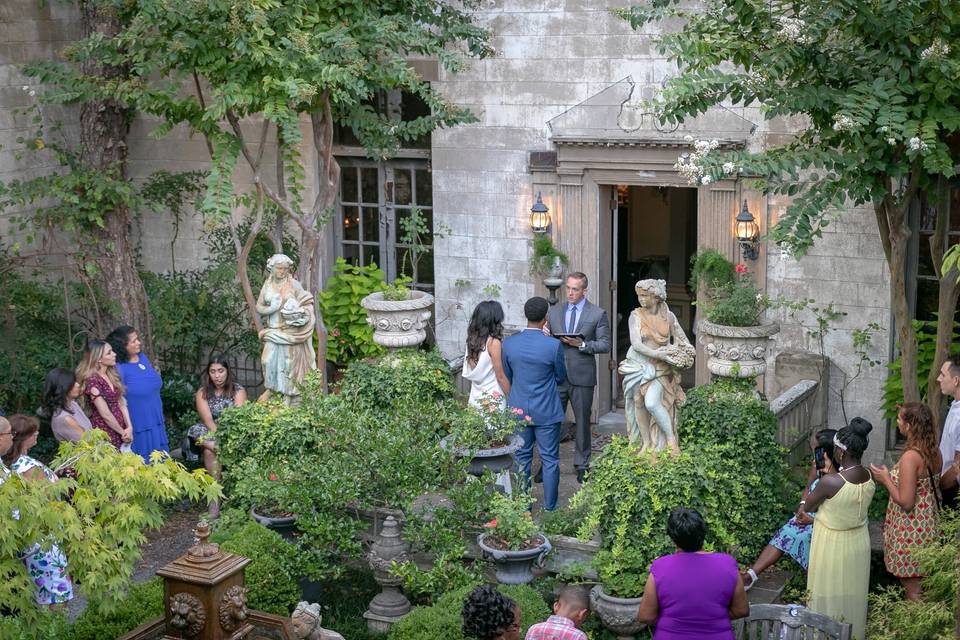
876;194;921;404
78;0;152;353
926;176;960;426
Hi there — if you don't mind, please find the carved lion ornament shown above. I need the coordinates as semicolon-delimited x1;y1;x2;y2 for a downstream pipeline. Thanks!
169;592;206;638
219;585;249;632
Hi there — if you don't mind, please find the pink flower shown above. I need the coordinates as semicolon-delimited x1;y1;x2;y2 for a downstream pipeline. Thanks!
269;473;278;481
488;404;497;413
524;415;532;422
511;407;524;416
490;391;502;399
484;519;497;529
735;263;749;275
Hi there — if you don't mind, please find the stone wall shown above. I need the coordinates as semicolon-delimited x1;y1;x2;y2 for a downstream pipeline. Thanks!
431;0;659;354
765;197;891;461
0;0;80;257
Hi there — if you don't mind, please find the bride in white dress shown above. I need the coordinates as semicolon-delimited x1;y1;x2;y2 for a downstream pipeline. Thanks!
462;301;511;407
462;301;513;492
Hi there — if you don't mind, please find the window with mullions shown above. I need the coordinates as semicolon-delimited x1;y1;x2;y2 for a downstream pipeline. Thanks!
336;161;434;291
911;184;960;322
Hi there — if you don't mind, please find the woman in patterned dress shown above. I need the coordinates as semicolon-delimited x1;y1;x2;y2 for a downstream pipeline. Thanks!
77;339;133;451
2;414;74;606
870;402;941;601
741;428;839;589
186;355;246;517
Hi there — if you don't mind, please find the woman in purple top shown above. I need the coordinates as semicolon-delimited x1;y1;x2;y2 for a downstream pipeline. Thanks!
638;508;750;639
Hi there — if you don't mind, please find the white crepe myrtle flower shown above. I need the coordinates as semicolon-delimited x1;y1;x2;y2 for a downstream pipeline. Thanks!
722;162;736;175
21;85;29;91
908;137;929;152
694;139;712;154
28;90;35;97
832;114;854;132
921;39;950;59
887;137;897;145
701;175;713;185
778;17;810;44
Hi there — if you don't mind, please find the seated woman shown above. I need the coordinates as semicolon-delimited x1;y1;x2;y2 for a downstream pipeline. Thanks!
638;507;749;639
43;368;93;443
185;356;246;517
2;414;74;607
461;584;521;640
741;428;838;589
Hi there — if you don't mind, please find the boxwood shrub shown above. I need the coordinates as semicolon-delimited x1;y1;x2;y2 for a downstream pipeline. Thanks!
573;378;788;597
213;521;302;616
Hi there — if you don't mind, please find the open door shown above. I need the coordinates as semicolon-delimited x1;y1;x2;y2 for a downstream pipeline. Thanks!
597;185;617;415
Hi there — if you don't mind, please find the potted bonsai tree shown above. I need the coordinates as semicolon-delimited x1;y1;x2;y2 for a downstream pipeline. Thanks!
477;491;552;585
691;250;779;378
439;393;525;477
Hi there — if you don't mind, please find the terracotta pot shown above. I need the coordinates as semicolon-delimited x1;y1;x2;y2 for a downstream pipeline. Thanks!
360;290;434;349
698;319;780;378
477;533;551;585
590;585;645;639
440;433;523;477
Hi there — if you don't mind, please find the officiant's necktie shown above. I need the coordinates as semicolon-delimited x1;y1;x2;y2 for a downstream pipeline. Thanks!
568;305;578;333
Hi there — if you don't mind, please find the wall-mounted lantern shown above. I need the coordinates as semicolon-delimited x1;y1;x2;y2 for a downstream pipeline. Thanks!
530;192;550;233
735;199;760;260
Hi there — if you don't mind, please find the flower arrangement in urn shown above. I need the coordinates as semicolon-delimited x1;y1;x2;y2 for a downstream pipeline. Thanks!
477;491;552;584
690;249;779;378
691;250;770;327
440;392;529;477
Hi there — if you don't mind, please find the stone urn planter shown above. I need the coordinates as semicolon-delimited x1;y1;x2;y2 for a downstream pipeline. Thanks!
698;319;780;378
251;506;298;542
477;532;551;585
360;290;434;349
440;434;524;477
590;585;645;639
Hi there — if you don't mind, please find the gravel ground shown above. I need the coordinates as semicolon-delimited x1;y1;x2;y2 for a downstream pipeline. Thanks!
63;501;204;621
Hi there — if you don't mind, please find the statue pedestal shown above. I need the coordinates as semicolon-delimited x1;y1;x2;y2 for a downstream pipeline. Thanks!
364;516;412;635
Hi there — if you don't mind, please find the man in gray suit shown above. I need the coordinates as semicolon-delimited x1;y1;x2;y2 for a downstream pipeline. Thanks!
539;271;611;484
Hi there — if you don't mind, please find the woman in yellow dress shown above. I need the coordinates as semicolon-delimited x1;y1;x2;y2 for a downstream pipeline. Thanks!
797;417;875;640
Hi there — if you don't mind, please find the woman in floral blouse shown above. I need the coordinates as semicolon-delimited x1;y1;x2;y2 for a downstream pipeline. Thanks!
2;414;74;606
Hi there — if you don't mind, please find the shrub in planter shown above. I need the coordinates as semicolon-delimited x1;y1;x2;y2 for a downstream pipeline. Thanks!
214;521;302;616
336;348;455;412
573;379;787;597
386;583;550;640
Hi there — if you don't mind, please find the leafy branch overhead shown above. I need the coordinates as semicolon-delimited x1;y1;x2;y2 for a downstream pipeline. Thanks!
620;0;960;256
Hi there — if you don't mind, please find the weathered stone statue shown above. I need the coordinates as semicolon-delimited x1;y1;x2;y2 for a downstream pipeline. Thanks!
291;601;346;640
256;254;317;402
619;279;695;454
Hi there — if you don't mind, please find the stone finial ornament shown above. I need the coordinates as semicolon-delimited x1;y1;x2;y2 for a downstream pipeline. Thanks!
363;515;412;634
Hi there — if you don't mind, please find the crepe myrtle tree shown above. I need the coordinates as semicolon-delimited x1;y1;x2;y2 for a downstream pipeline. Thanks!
620;0;960;421
29;0;492;383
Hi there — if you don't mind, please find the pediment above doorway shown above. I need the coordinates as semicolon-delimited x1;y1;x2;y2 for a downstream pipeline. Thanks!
547;76;752;149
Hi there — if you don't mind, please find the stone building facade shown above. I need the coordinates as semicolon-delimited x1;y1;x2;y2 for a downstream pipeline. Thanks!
1;0;895;459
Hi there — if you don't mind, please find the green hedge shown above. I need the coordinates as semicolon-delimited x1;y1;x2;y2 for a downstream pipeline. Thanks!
573;379;788;597
213;520;302;616
387;584;550;640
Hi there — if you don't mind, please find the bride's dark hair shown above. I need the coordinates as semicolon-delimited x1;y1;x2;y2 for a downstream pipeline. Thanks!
466;301;505;366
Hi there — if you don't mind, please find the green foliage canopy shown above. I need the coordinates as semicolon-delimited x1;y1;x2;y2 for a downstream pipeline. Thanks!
619;0;960;255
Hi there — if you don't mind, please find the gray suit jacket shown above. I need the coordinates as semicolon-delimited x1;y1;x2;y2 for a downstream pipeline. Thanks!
548;300;611;387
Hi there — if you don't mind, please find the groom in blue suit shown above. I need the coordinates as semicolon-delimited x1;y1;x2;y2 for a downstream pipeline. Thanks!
501;296;567;511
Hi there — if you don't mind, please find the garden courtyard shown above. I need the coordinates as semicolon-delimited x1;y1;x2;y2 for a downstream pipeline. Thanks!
2;0;960;639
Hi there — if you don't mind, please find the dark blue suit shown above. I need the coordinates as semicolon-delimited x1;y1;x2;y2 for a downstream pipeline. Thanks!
501;328;567;510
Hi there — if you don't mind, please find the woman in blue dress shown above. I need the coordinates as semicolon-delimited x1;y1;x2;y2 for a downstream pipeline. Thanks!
107;325;169;462
741;428;839;590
